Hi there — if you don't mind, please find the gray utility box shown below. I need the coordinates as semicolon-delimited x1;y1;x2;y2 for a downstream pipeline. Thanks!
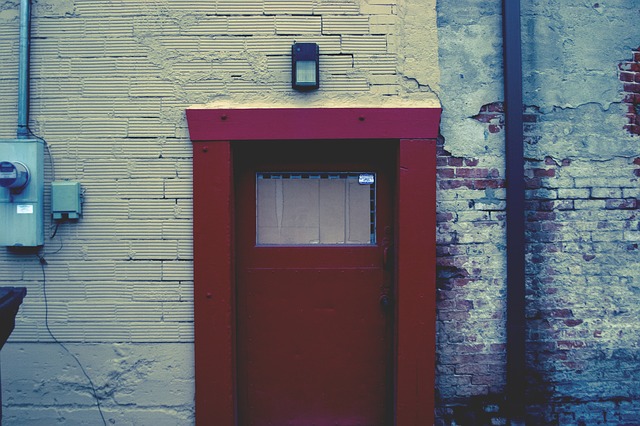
0;139;44;247
52;181;82;220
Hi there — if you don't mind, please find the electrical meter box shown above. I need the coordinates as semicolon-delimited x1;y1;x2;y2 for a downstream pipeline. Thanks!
0;139;44;247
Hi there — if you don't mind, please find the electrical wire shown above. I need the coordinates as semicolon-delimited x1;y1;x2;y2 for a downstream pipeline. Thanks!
49;222;61;240
26;127;55;179
27;128;106;425
37;255;107;426
29;127;61;241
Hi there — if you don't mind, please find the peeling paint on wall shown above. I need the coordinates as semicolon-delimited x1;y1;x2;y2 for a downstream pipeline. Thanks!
437;0;640;422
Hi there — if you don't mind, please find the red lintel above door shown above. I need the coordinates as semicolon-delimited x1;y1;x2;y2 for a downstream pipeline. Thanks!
186;107;441;141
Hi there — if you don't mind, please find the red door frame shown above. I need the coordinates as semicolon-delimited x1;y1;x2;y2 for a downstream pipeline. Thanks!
186;107;441;426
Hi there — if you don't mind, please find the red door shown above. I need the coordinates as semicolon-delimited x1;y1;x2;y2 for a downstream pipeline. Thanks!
235;140;396;426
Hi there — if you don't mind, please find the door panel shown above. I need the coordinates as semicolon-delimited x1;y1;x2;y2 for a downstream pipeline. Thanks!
235;141;395;426
238;269;387;425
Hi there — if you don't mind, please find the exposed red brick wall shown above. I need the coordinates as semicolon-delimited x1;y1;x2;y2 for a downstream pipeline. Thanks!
471;101;504;134
619;47;640;135
435;135;508;425
440;101;640;423
524;153;640;423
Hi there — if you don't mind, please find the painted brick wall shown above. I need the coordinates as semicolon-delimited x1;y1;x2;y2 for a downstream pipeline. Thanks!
0;0;439;423
437;104;640;425
525;153;640;424
0;0;438;344
0;0;437;344
435;135;508;424
1;0;432;342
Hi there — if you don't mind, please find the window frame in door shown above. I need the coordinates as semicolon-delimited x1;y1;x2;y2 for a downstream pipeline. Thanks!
186;107;440;426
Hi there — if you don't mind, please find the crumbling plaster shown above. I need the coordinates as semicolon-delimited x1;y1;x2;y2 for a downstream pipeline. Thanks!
435;1;640;421
522;1;640;160
437;0;640;161
436;1;505;161
1;343;194;424
397;0;440;94
522;1;636;111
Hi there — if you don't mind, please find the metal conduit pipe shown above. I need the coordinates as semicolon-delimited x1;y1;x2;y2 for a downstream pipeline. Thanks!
17;0;32;138
502;0;526;424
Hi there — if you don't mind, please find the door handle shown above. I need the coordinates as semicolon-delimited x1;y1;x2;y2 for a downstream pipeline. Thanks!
381;226;394;312
383;244;394;271
380;294;391;310
382;225;394;271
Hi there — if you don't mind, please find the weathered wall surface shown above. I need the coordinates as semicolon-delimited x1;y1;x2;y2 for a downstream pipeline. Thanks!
521;3;640;422
2;0;638;423
435;3;509;423
0;0;439;423
1;343;194;424
436;1;640;424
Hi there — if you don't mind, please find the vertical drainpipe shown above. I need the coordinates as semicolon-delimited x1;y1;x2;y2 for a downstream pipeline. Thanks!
502;0;526;424
17;0;32;138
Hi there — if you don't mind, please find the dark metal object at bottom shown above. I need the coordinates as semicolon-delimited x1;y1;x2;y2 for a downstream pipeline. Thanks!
0;286;27;423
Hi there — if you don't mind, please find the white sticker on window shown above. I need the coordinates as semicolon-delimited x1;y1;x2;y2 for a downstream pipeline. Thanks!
358;174;375;185
17;204;33;214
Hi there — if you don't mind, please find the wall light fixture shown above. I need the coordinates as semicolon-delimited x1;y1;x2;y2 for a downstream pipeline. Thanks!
292;42;319;91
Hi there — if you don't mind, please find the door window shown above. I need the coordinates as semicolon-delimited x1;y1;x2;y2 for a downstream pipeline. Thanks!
256;172;376;245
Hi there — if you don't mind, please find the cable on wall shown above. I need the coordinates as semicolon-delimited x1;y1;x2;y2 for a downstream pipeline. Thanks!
29;129;107;426
37;255;107;426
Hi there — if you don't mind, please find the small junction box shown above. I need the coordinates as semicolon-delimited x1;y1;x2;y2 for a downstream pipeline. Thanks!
51;181;82;220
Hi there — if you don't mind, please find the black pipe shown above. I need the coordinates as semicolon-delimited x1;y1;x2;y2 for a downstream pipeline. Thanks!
502;0;526;423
